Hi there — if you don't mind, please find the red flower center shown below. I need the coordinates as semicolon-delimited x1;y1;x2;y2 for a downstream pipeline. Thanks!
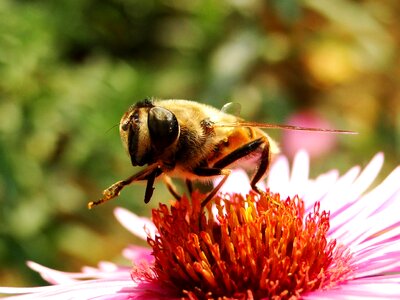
139;191;354;299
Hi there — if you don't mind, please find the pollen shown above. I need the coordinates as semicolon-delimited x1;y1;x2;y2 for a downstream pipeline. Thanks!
142;191;354;299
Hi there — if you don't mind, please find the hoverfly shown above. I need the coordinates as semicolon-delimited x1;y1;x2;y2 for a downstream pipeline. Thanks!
88;99;355;209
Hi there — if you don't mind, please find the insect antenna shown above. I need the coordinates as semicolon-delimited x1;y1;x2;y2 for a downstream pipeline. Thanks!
106;123;120;134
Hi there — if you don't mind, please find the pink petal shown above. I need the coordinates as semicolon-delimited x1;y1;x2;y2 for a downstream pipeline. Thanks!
286;150;310;199
330;165;400;240
0;279;139;300
344;153;384;203
27;261;83;284
317;165;361;215
214;169;252;196
303;169;339;205
303;281;400;299
122;245;154;264
27;261;131;284
267;155;290;196
114;207;156;240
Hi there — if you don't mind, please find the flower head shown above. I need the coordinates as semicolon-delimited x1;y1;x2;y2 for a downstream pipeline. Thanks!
142;190;353;299
1;151;400;299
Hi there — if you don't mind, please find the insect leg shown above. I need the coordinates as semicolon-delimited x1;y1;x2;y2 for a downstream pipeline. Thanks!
190;139;266;209
191;167;231;208
248;137;270;194
186;179;193;195
144;167;162;204
242;138;280;206
200;171;230;208
162;175;181;201
213;138;264;169
162;175;194;201
212;137;270;195
88;164;161;209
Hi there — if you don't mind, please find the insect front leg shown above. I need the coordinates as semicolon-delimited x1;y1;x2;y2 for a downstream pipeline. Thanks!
143;166;162;204
88;164;161;209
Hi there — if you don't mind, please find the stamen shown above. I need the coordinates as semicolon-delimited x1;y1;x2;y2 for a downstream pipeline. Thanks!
139;191;354;299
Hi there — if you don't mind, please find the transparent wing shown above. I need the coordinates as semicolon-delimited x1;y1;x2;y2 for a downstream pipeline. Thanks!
213;120;357;134
221;102;241;117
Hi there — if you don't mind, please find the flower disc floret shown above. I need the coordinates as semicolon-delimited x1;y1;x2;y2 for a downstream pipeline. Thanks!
144;191;354;299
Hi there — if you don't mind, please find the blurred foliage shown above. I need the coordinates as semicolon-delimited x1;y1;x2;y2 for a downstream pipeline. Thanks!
0;0;399;286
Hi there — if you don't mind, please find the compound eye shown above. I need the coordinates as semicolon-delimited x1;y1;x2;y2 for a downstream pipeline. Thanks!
148;107;179;149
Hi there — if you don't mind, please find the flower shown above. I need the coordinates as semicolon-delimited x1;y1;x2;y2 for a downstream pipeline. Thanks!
1;151;400;299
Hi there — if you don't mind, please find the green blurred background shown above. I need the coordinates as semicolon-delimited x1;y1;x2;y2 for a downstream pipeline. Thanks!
0;0;399;286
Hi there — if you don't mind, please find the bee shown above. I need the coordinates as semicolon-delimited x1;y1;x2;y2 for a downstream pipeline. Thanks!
88;99;354;209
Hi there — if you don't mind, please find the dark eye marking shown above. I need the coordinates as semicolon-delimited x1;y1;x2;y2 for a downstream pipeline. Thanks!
148;107;180;149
